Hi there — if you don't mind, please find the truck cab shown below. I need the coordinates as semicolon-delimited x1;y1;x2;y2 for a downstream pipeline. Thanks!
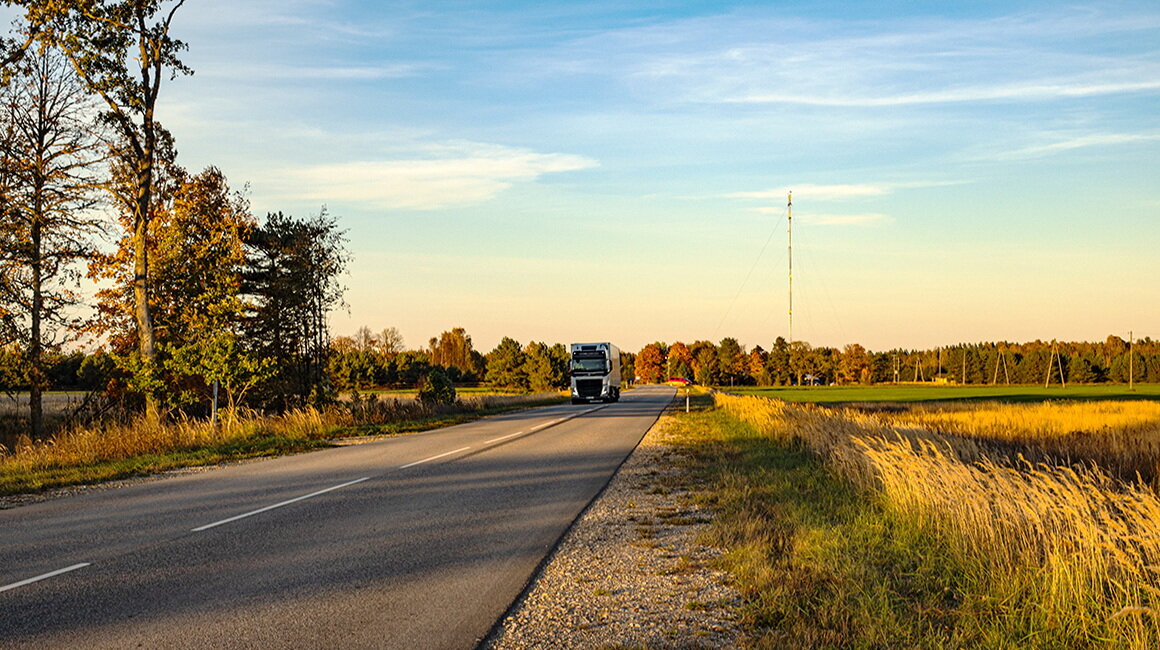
570;342;621;404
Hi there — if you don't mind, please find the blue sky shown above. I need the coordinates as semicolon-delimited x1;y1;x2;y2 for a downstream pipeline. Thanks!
154;0;1158;353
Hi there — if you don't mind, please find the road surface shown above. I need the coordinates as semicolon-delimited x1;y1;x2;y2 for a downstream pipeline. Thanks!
0;385;675;649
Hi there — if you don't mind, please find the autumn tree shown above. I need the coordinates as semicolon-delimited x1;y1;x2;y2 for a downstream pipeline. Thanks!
837;343;870;385
667;341;693;379
748;346;770;385
11;0;191;416
429;327;480;380
635;343;666;384
88;166;261;411
0;47;103;437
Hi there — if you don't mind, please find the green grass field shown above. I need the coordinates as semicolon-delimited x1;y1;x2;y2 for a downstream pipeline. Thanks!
727;383;1160;404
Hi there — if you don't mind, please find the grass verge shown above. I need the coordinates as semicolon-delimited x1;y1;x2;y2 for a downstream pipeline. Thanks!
0;394;566;498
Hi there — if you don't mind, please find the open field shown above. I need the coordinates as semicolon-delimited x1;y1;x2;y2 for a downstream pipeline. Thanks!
730;383;1160;404
683;392;1160;647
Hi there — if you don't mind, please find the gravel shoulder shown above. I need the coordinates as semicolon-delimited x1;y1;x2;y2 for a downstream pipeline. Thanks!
483;409;742;649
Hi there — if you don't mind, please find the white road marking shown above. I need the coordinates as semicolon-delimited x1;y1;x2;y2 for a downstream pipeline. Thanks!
483;406;605;445
191;476;371;532
399;446;472;469
0;563;91;593
484;430;526;444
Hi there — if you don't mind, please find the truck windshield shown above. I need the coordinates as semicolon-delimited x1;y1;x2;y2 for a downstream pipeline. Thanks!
571;358;608;373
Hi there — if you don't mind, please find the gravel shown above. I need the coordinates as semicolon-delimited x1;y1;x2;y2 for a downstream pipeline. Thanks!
482;412;742;649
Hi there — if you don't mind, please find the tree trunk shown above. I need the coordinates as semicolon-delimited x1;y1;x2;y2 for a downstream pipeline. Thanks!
133;158;159;419
29;208;43;440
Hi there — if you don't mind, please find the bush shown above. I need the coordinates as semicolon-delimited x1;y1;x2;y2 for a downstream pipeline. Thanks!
417;368;456;406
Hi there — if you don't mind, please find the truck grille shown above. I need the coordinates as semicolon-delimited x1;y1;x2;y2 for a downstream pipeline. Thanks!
575;379;603;398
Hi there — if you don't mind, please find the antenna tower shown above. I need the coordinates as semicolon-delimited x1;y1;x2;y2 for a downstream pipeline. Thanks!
787;191;793;346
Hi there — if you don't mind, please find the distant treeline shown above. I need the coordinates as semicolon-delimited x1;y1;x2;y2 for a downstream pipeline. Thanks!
632;335;1159;386
327;327;572;393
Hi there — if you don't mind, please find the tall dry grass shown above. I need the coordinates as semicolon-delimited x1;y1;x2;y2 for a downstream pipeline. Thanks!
1;391;564;494
715;393;1160;646
877;401;1160;486
1;409;333;474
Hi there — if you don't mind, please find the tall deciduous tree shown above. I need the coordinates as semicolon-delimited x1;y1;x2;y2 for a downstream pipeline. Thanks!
90;165;259;411
429;327;478;377
668;341;693;380
635;343;666;384
11;0;190;416
0;47;103;438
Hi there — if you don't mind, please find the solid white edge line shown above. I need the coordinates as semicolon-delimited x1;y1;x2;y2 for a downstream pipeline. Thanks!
399;446;472;469
191;476;371;532
0;563;91;593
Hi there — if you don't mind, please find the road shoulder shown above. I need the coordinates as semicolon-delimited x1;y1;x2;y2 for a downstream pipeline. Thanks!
483;409;742;648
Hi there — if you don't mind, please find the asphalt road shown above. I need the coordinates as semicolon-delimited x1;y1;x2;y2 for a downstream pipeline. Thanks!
0;385;676;649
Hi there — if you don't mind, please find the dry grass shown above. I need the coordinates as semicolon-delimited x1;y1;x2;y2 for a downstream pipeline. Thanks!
714;393;1160;647
0;392;565;495
877;401;1160;485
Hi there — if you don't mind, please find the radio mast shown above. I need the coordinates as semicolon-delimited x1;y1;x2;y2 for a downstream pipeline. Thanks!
787;191;793;347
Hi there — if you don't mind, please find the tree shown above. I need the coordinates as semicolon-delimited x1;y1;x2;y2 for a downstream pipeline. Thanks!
717;337;746;386
837;343;870;385
378;326;404;357
243;210;348;410
88;166;258;411
636;343;665;384
13;0;192;417
524;341;567;392
485;337;527;391
766;337;791;385
668;341;693;380
748;347;771;385
0;47;103;437
429;327;479;379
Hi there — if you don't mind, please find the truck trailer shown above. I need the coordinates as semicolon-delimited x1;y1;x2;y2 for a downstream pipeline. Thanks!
569;342;621;404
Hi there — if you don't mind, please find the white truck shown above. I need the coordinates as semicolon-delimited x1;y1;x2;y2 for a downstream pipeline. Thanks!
569;342;621;404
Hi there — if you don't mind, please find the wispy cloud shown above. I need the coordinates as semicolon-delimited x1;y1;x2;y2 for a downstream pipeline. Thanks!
734;184;889;201
991;132;1160;159
727;79;1160;107
731;181;966;202
554;8;1160;111
272;142;597;210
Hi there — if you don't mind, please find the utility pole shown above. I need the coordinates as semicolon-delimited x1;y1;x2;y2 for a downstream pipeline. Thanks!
1130;330;1135;391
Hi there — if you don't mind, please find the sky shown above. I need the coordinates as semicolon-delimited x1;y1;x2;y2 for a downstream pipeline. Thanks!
74;1;1160;352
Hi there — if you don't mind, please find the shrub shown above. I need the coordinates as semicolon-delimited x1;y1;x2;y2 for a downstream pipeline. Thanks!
417;368;456;406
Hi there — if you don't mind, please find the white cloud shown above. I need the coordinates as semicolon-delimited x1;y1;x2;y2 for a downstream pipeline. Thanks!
273;142;597;210
734;184;889;201
732;181;966;202
727;79;1160;107
993;133;1160;159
